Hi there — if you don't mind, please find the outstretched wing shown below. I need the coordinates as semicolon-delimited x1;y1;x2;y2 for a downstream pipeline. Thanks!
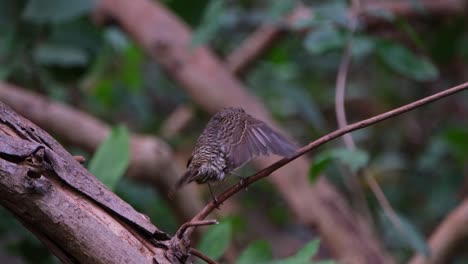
228;114;296;169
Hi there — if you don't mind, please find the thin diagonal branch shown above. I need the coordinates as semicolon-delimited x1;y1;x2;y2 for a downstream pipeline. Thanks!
190;248;219;264
187;81;468;226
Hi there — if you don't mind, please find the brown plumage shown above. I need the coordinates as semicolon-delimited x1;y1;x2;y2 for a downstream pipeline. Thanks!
175;107;296;189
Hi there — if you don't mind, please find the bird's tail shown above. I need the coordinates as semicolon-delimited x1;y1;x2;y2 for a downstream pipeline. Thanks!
169;170;193;200
175;170;196;189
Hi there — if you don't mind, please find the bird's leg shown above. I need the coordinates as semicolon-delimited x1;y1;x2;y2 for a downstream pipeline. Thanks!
208;182;221;209
229;171;247;189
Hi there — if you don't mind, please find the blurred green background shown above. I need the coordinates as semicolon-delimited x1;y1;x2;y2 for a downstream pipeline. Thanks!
0;0;467;263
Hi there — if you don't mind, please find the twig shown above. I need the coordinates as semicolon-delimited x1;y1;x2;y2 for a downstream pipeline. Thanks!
364;171;407;237
161;105;194;139
334;0;424;245
333;1;373;223
176;219;218;239
335;37;356;150
189;82;468;225
190;248;219;264
225;2;311;75
225;25;281;75
409;197;468;264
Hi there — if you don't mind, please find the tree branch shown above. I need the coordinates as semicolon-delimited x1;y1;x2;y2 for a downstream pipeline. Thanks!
186;81;468;227
409;197;468;264
0;82;203;222
0;102;174;263
190;248;219;264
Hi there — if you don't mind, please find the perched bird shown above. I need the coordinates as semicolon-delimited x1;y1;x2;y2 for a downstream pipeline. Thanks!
175;107;296;200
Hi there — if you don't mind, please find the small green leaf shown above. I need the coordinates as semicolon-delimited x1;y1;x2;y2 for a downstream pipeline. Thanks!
34;44;88;67
377;41;439;81
329;148;369;173
351;36;376;59
380;211;430;256
122;45;144;90
236;240;272;264
309;148;369;182
294;239;320;261
442;128;468;161
23;0;95;24
304;24;344;54
313;2;348;26
197;221;232;261
309;154;333;183
314;261;337;264
88;125;130;190
365;7;395;22
271;239;323;264
191;0;225;48
267;0;296;22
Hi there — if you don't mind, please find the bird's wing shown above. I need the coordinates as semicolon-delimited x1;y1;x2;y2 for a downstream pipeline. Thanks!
228;115;296;169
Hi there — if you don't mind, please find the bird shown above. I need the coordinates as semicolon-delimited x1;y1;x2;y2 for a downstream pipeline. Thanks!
175;107;296;202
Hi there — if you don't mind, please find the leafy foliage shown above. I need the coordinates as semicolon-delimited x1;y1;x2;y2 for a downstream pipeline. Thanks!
88;125;130;190
309;148;369;182
236;240;273;264
191;0;226;48
23;0;95;24
0;0;466;263
376;41;439;81
197;221;232;261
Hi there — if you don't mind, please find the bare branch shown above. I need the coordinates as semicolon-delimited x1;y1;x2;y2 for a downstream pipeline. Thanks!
176;220;218;239
0;82;203;222
190;248;219;264
0;102;172;263
190;82;468;223
409;197;468;264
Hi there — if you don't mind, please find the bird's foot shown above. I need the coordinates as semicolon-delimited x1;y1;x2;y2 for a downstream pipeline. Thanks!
239;177;246;186
208;182;222;209
213;197;222;210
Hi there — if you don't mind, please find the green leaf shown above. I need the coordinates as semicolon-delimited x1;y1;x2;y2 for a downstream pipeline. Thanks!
313;2;348;26
33;44;88;67
365;7;395;22
191;0;225;48
314;261;337;264
271;239;322;264
267;0;296;22
88;125;130;190
442;128;468;161
377;41;439;81
381;211;430;256
197;221;232;261
329;148;369;173
304;24;344;54
351;36;376;59
294;239;320;261
22;0;95;24
309;154;333;184
236;240;272;264
309;148;369;182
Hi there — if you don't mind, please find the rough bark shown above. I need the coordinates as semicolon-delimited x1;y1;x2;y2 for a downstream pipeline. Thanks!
93;0;394;263
0;101;178;263
0;82;203;223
